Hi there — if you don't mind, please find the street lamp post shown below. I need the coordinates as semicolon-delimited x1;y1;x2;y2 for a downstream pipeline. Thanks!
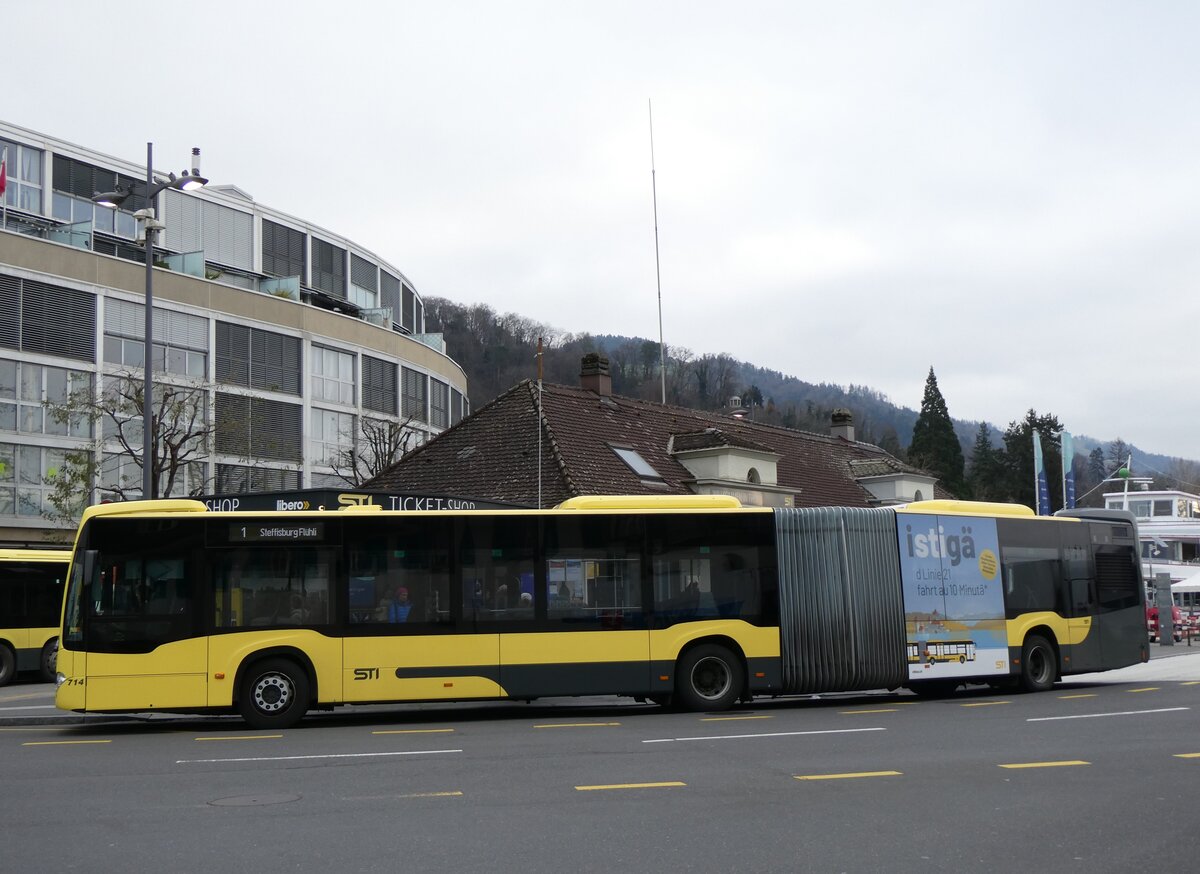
94;143;207;499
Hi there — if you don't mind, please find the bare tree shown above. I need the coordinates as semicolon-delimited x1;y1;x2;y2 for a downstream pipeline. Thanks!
43;373;216;523
328;416;421;486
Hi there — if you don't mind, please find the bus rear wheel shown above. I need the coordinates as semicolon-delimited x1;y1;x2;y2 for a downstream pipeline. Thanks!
1019;635;1057;692
239;658;310;729
0;644;14;687
676;644;744;711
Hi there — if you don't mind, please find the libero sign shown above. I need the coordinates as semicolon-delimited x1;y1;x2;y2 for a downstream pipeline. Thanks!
199;489;521;513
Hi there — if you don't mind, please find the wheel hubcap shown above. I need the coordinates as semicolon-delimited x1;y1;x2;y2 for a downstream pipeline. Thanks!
691;657;732;701
253;674;292;713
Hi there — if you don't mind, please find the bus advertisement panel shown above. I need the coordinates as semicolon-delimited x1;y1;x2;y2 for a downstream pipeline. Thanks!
899;513;1008;680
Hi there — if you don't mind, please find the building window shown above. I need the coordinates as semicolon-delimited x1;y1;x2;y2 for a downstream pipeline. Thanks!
0;443;70;517
51;154;141;238
261;219;307;280
1;138;44;214
311;346;355;406
215;463;300;494
611;445;663;482
311;408;355;468
215;393;303;462
401;367;427;422
362;355;397;415
215;323;301;395
0;360;92;438
104;300;208;378
401;285;415;333
311;238;346;298
349;254;378;309
430;380;449;429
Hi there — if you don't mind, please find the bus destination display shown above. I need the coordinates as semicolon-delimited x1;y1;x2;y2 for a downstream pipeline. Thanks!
230;522;326;543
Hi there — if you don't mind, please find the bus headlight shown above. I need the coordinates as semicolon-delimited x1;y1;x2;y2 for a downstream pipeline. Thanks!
55;672;66;687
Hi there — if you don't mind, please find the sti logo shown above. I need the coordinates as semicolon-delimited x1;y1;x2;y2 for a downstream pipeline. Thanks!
339;494;378;508
904;523;977;567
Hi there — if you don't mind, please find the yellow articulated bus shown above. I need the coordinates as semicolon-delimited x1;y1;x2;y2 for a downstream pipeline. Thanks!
55;497;1148;728
1;548;70;685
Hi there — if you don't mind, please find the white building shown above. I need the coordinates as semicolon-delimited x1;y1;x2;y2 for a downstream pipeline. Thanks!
1104;486;1200;607
0;120;468;544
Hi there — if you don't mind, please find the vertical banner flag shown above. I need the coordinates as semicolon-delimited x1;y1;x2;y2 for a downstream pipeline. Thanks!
1061;430;1075;509
1033;431;1050;515
0;148;7;198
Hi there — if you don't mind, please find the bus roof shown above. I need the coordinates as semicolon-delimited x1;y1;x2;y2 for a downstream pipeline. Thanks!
555;495;747;511
899;499;1039;518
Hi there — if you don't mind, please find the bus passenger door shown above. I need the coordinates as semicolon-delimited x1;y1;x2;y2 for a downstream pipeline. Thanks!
1062;527;1102;674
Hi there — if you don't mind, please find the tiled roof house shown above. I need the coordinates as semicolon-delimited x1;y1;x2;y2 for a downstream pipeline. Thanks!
367;354;950;508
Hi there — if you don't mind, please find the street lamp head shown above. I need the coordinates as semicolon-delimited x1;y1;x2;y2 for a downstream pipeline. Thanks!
92;187;131;208
173;170;208;191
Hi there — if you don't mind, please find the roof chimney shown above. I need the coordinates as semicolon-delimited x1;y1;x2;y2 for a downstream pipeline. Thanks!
830;408;855;442
580;353;612;396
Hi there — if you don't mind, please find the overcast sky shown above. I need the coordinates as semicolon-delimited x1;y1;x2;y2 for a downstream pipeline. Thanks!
8;2;1200;461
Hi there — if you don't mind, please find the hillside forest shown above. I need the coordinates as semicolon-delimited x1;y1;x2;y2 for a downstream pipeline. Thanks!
423;298;1200;510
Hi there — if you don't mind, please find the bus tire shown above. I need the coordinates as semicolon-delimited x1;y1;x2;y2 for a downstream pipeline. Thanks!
675;644;743;711
239;658;310;729
1019;635;1057;692
0;644;14;687
39;639;58;682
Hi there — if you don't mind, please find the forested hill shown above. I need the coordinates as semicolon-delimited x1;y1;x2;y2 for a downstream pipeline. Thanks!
423;297;1182;479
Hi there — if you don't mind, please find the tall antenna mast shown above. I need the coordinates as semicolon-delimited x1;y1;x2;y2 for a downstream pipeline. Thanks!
536;336;544;509
649;99;666;405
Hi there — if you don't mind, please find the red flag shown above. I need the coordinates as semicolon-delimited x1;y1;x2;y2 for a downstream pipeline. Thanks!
0;156;7;197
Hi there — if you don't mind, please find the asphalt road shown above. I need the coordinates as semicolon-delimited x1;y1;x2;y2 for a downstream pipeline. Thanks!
3;653;1199;873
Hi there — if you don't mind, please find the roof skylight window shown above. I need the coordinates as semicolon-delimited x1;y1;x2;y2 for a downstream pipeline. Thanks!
611;446;662;481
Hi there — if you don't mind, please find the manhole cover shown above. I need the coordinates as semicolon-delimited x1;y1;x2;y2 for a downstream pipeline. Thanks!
209;793;300;807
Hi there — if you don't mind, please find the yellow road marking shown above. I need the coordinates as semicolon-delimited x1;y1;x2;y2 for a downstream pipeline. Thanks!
700;715;773;722
839;709;899;714
195;735;282;742
999;760;1089;769
23;739;112;746
398;791;463;798
961;701;1011;707
794;771;902;781
534;722;621;729
1174;753;1200;759
372;728;456;735
576;781;685;791
1183;682;1200;686
1128;687;1159;693
1058;694;1097;699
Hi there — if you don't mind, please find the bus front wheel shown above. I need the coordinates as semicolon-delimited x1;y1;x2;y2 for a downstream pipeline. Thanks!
39;639;57;683
239;658;310;729
676;644;744;711
1019;635;1057;692
0;644;14;687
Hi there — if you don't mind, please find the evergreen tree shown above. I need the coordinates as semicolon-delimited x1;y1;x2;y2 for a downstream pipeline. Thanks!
908;367;967;496
967;423;1003;501
999;409;1063;510
1107;438;1131;473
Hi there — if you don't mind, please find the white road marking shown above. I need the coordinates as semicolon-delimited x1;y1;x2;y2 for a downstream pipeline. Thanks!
177;749;462;764
1027;707;1189;722
643;727;885;743
0;705;57;712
